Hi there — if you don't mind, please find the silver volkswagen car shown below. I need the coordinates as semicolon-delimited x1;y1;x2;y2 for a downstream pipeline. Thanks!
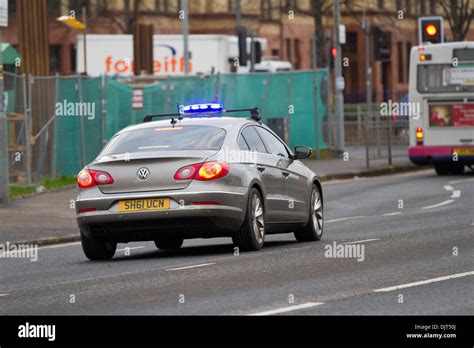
76;104;323;260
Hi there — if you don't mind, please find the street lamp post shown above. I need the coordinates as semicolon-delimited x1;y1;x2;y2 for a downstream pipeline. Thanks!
57;13;87;74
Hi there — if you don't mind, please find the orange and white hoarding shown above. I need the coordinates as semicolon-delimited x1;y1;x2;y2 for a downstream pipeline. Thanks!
76;34;234;76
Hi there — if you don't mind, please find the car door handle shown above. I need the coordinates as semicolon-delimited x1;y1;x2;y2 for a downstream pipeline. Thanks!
257;165;265;173
282;171;290;178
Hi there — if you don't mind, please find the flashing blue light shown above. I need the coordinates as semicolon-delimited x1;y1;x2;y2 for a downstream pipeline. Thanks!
179;103;224;115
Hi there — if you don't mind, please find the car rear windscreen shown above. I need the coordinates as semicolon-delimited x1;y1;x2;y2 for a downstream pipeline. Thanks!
101;125;226;155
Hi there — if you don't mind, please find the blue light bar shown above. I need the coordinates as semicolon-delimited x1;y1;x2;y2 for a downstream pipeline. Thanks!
180;103;223;114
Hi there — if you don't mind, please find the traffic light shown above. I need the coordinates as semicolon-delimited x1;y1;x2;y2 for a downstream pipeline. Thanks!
373;26;391;61
253;41;262;64
418;16;444;44
237;26;247;66
329;46;336;68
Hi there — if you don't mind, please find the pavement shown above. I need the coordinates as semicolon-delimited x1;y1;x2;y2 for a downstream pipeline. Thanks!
0;156;426;246
0;168;473;315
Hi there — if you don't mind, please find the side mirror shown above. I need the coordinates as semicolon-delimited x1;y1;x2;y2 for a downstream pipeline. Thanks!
294;146;312;159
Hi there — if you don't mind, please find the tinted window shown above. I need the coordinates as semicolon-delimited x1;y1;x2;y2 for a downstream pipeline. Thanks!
241;126;267;153
238;135;250;150
255;127;289;158
101;126;226;156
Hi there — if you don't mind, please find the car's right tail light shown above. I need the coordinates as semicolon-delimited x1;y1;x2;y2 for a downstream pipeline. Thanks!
174;162;229;181
78;169;114;189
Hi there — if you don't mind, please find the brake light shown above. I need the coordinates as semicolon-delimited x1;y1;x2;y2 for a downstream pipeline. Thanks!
77;169;114;189
416;127;424;145
174;162;229;181
195;162;229;181
174;163;202;180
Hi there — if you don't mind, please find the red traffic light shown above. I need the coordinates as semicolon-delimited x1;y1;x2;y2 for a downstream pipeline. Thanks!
419;17;444;44
331;47;336;58
425;24;437;36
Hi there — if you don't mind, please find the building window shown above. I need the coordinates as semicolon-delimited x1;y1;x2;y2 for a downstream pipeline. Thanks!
419;0;426;14
261;0;272;20
48;0;61;17
156;0;177;13
285;0;296;9
227;0;235;12
378;0;384;9
429;0;436;14
69;0;88;15
50;45;61;74
294;39;301;69
405;0;411;15
397;41;404;83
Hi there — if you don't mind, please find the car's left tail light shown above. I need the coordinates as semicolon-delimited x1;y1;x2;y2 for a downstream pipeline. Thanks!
77;169;114;189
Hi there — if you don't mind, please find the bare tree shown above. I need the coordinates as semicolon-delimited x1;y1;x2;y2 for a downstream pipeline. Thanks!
438;0;473;41
280;0;332;68
93;0;146;34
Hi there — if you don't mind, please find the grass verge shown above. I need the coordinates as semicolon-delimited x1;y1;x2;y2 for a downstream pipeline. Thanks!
9;176;76;199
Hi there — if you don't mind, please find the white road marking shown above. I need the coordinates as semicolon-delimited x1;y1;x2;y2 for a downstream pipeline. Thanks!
166;263;215;271
451;190;461;198
421;200;455;210
250;302;324;316
443;185;453;191
326;216;367;223
0;294;9;297
343;238;380;245
383;212;402;216
373;271;474;292
116;246;145;252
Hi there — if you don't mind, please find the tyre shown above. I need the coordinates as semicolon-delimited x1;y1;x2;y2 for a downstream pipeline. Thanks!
80;226;117;260
435;164;464;175
232;187;265;251
154;237;184;250
451;164;465;175
435;165;450;176
294;184;323;242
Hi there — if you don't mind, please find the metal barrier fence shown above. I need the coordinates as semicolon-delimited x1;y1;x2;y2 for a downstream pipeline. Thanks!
4;70;331;184
343;104;409;168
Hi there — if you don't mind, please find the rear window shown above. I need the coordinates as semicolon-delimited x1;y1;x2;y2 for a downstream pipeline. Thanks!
101;125;226;156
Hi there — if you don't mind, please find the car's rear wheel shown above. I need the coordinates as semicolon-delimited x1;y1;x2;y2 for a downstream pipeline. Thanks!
294;185;323;242
154;237;184;250
232;188;265;251
80;226;117;260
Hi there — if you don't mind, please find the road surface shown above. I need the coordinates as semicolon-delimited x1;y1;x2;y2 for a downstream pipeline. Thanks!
1;169;473;315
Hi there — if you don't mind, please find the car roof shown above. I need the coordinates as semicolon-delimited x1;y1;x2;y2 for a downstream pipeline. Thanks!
116;116;255;135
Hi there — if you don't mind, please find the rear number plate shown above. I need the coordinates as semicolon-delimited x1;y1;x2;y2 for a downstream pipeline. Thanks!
453;148;474;155
118;198;170;212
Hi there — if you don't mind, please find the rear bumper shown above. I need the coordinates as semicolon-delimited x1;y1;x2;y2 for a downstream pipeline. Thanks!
75;186;247;240
409;145;474;165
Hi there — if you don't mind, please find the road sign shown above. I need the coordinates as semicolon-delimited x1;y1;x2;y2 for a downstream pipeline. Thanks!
131;88;144;110
0;0;7;27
